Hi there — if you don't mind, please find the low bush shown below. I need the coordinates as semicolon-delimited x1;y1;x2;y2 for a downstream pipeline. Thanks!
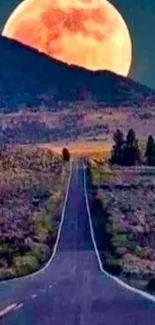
0;145;69;279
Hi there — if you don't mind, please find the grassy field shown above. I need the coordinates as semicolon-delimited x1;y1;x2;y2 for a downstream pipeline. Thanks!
0;145;70;280
0;108;154;144
87;159;155;293
39;141;112;158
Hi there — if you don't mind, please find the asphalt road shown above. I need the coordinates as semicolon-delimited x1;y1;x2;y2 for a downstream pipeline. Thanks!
1;160;155;325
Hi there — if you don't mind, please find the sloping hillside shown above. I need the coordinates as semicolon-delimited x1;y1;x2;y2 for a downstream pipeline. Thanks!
0;35;155;113
0;36;154;144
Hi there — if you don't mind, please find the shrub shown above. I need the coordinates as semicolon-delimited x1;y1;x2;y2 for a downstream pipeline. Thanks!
0;145;68;279
147;277;155;291
62;148;70;161
13;254;39;276
111;233;127;247
104;258;122;276
32;243;50;263
0;268;15;280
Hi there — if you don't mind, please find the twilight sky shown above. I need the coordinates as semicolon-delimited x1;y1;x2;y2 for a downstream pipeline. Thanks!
0;0;154;89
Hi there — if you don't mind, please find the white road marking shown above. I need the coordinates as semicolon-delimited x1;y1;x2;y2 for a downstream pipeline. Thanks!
83;163;155;303
0;303;18;318
13;303;24;311
31;294;37;299
0;160;73;284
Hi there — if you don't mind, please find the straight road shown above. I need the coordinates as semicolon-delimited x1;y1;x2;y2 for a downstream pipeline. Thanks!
0;160;155;324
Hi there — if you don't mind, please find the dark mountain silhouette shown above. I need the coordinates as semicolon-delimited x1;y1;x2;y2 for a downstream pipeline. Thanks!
0;35;154;113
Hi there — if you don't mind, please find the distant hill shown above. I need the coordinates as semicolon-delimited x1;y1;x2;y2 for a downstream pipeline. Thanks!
0;35;155;113
0;36;155;145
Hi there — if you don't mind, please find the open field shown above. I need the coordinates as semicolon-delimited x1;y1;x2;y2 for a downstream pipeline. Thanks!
0;145;70;280
87;160;155;293
0;107;155;144
39;140;112;158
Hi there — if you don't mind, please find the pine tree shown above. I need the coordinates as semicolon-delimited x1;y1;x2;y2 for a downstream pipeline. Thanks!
126;128;136;147
121;129;141;166
113;129;124;147
133;138;141;164
111;129;124;164
123;129;136;166
110;129;142;166
145;135;155;165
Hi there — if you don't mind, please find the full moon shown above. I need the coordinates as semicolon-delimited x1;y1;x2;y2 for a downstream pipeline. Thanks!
2;0;132;76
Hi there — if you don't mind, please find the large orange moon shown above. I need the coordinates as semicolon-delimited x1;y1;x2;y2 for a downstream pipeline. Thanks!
2;0;132;76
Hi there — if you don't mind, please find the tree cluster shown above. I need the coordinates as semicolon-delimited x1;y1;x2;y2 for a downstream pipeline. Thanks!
110;129;155;166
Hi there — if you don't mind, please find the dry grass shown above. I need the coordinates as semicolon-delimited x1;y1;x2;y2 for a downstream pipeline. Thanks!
39;141;112;158
89;162;155;291
0;112;60;128
13;136;146;161
0;145;69;280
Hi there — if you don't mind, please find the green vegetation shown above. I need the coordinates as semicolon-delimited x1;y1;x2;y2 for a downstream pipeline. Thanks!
110;128;155;167
13;254;39;276
0;145;69;280
87;156;155;292
110;128;141;166
145;135;155;166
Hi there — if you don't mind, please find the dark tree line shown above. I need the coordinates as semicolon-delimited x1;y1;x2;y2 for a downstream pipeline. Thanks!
110;128;155;166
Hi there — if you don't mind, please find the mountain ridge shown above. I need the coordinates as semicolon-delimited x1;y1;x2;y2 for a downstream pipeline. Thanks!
0;35;154;113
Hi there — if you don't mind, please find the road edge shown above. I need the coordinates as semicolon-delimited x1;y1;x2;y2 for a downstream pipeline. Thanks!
83;163;155;303
0;159;73;284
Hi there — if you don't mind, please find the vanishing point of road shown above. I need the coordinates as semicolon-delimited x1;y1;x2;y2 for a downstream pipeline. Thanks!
0;160;155;325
